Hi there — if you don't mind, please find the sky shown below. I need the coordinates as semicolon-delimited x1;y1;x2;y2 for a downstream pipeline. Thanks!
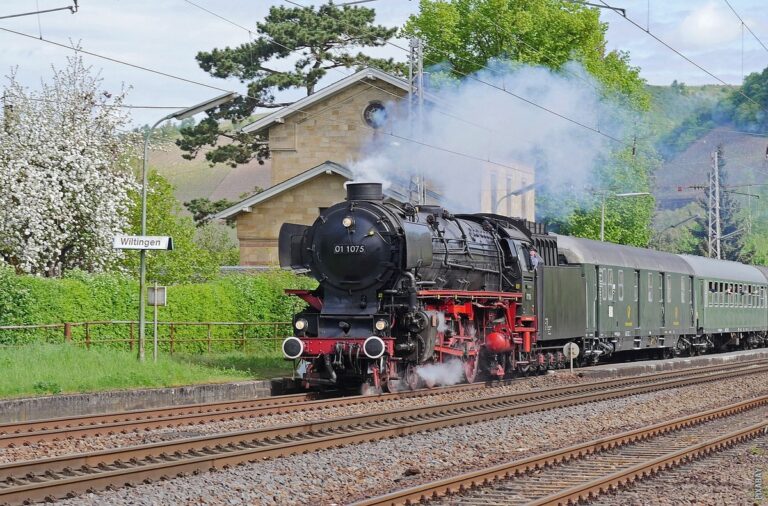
1;0;767;126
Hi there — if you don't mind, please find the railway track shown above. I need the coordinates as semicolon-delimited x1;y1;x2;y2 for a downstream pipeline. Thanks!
0;359;764;449
353;395;768;506
0;381;511;448
1;361;767;504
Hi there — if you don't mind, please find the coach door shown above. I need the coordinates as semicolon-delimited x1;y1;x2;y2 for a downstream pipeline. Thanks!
629;270;640;331
686;275;695;330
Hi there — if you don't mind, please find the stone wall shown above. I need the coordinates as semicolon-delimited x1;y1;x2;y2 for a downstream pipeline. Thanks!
237;173;348;265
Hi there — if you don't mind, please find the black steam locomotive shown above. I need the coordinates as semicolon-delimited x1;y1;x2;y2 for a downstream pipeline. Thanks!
279;182;768;392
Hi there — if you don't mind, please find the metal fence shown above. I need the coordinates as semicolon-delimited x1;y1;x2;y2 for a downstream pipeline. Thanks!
0;321;292;354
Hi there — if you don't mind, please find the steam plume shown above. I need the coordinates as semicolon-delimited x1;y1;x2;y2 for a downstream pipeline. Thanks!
351;61;630;219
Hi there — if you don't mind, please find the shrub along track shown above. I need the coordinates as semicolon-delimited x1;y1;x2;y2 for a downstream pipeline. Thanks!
0;359;764;449
1;361;768;504
353;395;768;506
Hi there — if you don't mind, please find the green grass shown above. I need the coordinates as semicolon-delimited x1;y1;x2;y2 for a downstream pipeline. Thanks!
173;351;294;380
0;344;257;399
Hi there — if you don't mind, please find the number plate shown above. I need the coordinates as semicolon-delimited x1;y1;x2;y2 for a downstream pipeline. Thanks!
333;244;366;254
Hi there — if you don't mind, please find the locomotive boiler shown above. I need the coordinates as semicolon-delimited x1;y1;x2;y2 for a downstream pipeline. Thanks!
279;183;549;392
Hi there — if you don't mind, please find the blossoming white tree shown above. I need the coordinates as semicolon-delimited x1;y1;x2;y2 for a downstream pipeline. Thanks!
0;56;136;276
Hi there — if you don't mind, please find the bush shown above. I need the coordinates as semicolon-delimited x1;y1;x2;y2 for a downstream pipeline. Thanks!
0;269;316;349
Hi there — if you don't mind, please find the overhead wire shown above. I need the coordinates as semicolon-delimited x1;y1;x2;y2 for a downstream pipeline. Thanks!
181;0;531;173
282;0;629;148
721;0;768;55
0;25;231;93
0;0;594;175
2;94;190;109
182;0;499;135
597;0;768;118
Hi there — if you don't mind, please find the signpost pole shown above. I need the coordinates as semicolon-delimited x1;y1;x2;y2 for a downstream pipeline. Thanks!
153;281;159;363
113;234;173;363
570;355;574;375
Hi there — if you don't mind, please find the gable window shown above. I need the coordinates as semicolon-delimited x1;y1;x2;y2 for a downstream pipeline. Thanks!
363;101;387;128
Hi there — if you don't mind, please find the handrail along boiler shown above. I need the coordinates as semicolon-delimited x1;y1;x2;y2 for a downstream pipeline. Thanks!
278;183;554;391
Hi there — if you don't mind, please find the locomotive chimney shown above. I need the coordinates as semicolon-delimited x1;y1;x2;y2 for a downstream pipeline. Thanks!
346;182;383;201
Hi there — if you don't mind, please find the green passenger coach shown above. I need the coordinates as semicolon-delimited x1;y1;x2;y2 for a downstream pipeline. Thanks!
538;236;768;362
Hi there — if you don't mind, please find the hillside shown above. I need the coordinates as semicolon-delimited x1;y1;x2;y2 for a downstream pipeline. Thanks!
148;143;271;206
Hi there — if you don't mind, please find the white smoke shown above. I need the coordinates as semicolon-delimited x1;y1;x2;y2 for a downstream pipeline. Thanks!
350;61;630;218
416;360;465;387
436;311;448;332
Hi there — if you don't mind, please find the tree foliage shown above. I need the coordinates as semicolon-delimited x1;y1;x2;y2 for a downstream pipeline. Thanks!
184;198;236;227
0;56;136;276
178;2;404;167
122;172;238;284
404;0;649;108
728;67;768;131
405;0;654;245
555;148;657;247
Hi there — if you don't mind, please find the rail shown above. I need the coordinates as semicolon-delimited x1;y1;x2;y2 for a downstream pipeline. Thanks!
1;361;767;504
0;320;292;354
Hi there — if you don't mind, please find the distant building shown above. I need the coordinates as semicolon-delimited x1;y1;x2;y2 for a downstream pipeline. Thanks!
216;68;534;265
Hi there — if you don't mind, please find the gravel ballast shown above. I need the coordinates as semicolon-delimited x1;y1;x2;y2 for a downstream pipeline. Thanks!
59;372;768;506
591;434;768;506
0;373;588;464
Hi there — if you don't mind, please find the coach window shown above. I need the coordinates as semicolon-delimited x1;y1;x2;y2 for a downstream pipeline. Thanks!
618;270;624;301
666;275;671;303
648;272;653;302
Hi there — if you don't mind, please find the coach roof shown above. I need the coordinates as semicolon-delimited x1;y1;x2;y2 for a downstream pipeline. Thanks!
678;255;767;284
556;235;694;274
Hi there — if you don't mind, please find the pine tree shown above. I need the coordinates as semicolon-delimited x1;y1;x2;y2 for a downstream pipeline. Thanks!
177;2;404;167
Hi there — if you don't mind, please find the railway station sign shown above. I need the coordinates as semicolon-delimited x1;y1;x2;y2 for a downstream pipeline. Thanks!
112;235;174;250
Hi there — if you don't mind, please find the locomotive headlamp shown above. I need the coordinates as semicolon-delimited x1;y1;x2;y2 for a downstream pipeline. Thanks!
342;216;354;228
374;319;388;331
294;319;308;331
282;337;304;360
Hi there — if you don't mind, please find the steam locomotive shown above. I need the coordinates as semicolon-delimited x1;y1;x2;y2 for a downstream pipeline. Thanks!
279;182;768;392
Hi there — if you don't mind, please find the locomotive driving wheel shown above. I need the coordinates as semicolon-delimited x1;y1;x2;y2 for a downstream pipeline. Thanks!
404;363;423;390
463;349;489;383
385;363;412;392
463;355;478;382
